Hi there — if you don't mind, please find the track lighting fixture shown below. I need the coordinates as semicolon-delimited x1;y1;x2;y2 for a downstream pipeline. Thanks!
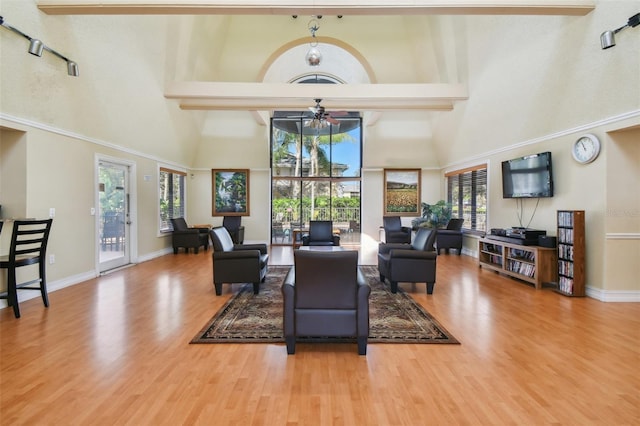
600;12;640;49
0;15;79;76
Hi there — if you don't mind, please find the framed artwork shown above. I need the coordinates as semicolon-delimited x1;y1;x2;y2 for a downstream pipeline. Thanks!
383;169;421;216
212;169;250;216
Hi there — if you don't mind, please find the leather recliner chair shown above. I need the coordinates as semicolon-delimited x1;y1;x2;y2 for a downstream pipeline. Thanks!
436;218;464;255
378;227;438;294
209;226;269;295
301;220;340;246
222;216;245;244
382;216;411;244
170;218;209;254
282;250;370;355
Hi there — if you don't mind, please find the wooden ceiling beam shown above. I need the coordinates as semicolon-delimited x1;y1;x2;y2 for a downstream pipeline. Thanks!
165;82;467;111
38;1;595;16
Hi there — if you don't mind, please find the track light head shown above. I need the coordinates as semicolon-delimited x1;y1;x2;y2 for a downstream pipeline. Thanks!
601;12;640;50
600;30;616;49
28;38;44;56
67;61;79;77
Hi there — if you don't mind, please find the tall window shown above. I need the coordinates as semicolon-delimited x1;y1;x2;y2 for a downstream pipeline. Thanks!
270;113;362;245
159;167;186;232
446;165;487;232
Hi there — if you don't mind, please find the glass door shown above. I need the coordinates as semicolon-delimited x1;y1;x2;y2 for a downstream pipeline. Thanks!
98;161;130;272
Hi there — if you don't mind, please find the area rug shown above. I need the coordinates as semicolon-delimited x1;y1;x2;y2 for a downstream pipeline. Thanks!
191;266;459;344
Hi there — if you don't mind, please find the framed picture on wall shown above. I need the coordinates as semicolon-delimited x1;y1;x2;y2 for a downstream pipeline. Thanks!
383;169;421;216
212;169;250;216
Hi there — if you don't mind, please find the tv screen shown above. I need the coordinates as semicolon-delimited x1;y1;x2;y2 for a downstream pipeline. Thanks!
502;152;554;198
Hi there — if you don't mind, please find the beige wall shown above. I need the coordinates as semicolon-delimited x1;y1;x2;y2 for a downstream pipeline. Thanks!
603;127;640;297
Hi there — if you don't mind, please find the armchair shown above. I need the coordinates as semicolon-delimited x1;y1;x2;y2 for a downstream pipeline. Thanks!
436;218;464;255
301;220;340;246
209;226;268;296
170;218;209;254
382;216;411;244
378;227;438;294
282;250;370;355
223;216;245;244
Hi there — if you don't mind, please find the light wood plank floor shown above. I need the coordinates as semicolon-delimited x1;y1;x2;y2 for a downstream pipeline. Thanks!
1;249;638;425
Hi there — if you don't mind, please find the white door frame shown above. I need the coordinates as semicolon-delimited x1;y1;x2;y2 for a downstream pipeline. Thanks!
95;154;138;274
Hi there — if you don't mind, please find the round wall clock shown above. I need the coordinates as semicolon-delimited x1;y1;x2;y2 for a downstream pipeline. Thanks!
572;134;601;164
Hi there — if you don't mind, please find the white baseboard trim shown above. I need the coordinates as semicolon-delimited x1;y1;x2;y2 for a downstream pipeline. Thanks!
0;269;96;310
0;248;175;311
138;247;174;263
585;287;640;302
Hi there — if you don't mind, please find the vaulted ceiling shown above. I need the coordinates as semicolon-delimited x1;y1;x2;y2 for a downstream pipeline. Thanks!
38;0;594;117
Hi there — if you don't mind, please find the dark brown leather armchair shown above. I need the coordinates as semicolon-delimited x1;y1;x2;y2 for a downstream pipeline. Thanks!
170;218;209;254
436;218;464;255
282;250;370;355
223;216;245;244
301;220;340;246
378;227;438;294
382;216;411;244
209;226;268;296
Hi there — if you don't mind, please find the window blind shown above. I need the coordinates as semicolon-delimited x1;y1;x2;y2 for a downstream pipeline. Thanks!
446;164;487;232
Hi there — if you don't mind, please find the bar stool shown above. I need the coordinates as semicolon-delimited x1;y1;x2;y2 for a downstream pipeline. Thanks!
0;219;53;318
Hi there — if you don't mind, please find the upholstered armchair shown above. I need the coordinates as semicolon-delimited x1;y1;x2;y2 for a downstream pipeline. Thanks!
209;226;268;296
170;218;209;254
378;227;438;294
301;220;340;246
436;218;464;255
282;250;370;355
382;216;412;244
222;216;245;244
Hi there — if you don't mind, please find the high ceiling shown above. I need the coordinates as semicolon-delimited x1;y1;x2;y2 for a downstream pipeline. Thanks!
37;1;594;115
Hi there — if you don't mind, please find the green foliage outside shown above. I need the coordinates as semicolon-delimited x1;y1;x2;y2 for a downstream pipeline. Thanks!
411;200;452;229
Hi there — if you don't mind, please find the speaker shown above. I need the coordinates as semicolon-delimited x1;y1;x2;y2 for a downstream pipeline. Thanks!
538;235;557;248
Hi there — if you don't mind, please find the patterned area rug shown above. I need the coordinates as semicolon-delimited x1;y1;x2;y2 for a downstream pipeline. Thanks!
191;265;459;344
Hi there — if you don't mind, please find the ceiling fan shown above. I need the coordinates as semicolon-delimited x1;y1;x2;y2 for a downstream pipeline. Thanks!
289;99;348;128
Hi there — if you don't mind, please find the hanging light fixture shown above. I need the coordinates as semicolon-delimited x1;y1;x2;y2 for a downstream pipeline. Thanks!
0;15;79;76
305;17;322;66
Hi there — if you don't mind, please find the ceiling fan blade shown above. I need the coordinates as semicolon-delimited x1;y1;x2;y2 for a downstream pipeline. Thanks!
308;106;318;113
326;116;340;125
327;110;349;116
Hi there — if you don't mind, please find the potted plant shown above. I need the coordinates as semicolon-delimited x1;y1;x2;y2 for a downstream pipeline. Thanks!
411;200;452;230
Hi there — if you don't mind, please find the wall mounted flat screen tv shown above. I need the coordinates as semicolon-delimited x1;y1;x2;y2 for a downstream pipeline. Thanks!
502;151;554;198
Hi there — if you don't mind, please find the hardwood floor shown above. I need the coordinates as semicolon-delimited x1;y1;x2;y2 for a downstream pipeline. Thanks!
1;249;638;425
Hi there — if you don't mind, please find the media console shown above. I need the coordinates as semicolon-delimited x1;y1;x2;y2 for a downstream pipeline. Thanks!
478;237;558;289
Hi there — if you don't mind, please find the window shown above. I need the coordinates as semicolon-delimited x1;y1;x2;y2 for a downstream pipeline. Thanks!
159;167;186;232
446;165;487;232
270;113;362;245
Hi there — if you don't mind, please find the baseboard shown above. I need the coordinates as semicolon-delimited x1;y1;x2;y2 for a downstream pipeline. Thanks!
0;269;96;310
0;248;174;311
585;287;640;302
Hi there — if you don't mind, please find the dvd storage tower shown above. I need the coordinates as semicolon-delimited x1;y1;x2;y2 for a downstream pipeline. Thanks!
557;210;586;296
